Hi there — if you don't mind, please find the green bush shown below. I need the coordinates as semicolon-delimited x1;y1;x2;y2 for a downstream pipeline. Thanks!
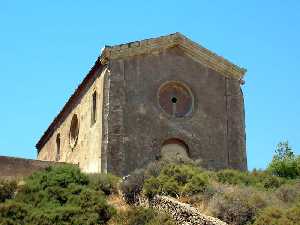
110;207;175;225
215;169;285;189
0;180;17;203
0;165;116;225
88;173;120;196
143;177;160;199
251;170;285;189
267;141;300;179
159;176;180;197
182;173;208;195
160;164;202;184
215;169;253;186
143;163;209;198
0;201;29;225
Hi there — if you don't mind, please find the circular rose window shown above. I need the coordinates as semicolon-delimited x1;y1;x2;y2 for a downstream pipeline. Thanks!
158;81;193;117
69;114;79;149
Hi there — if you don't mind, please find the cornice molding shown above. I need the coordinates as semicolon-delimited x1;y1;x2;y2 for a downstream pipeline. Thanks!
101;32;246;80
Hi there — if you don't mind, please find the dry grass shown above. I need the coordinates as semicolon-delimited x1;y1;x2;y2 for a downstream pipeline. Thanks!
107;194;130;213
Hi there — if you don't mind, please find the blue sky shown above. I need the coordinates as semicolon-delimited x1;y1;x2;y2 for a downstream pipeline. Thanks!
0;1;299;170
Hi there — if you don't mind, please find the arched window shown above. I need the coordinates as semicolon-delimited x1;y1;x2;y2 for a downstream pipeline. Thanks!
56;133;60;161
69;114;79;149
91;91;97;125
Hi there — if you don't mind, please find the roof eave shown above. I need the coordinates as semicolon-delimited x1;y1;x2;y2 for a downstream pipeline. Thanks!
104;32;246;80
36;58;106;152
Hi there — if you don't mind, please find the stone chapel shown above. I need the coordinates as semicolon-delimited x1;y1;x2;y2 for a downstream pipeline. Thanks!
36;33;247;175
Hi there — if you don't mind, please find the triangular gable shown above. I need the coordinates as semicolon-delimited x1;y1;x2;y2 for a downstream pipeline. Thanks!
100;32;246;80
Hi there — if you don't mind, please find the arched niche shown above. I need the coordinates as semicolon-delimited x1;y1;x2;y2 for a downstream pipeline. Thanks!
161;138;190;162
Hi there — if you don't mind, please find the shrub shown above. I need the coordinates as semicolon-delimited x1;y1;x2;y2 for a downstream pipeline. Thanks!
159;176;180;197
0;180;17;203
254;205;300;225
267;141;300;179
182;173;209;195
160;163;202;185
215;169;285;190
0;165;116;225
144;161;164;178
253;207;284;225
208;186;269;225
275;183;300;204
215;169;253;186
110;207;176;225
88;173;120;195
120;169;145;204
143;163;210;198
0;201;29;225
143;177;160;199
251;171;285;189
25;164;89;190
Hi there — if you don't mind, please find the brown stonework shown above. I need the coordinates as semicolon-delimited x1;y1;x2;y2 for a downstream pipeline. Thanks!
36;33;247;175
0;156;64;180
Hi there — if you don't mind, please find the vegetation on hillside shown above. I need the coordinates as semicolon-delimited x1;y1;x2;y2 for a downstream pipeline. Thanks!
268;141;300;179
121;141;300;225
0;165;175;225
0;141;299;225
109;207;175;225
0;165;116;225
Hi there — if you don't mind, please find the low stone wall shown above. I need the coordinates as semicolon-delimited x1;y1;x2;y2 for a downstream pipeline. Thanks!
0;156;64;180
140;195;227;225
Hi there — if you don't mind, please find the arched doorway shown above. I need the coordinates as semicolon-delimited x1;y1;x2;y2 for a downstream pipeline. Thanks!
161;138;190;162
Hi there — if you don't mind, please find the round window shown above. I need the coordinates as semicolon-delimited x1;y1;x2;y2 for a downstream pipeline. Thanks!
69;114;79;148
158;81;193;117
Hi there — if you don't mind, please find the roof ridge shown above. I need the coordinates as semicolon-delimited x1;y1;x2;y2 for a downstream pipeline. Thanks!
101;32;246;80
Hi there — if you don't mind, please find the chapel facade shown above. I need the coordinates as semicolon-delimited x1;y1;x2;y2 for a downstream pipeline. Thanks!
36;33;247;175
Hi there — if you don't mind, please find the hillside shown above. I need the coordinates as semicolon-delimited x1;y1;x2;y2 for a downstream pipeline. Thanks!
1;141;300;225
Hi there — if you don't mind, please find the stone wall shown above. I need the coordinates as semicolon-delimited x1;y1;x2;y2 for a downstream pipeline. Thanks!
142;195;227;225
108;46;247;175
0;156;64;180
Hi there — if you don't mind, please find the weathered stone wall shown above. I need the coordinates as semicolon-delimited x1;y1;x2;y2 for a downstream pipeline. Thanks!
36;34;246;176
0;156;64;180
141;195;227;225
107;46;247;175
37;67;108;173
226;78;247;171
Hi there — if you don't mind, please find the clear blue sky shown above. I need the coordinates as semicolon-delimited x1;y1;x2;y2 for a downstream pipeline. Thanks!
0;1;299;170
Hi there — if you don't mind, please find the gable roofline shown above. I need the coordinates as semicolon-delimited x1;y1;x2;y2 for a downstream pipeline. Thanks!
36;32;246;151
101;32;246;79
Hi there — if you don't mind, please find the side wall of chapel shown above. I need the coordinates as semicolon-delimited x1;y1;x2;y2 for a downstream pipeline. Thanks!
37;67;107;173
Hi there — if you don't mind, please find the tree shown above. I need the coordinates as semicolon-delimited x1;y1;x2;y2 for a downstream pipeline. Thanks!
274;141;294;161
268;141;300;179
